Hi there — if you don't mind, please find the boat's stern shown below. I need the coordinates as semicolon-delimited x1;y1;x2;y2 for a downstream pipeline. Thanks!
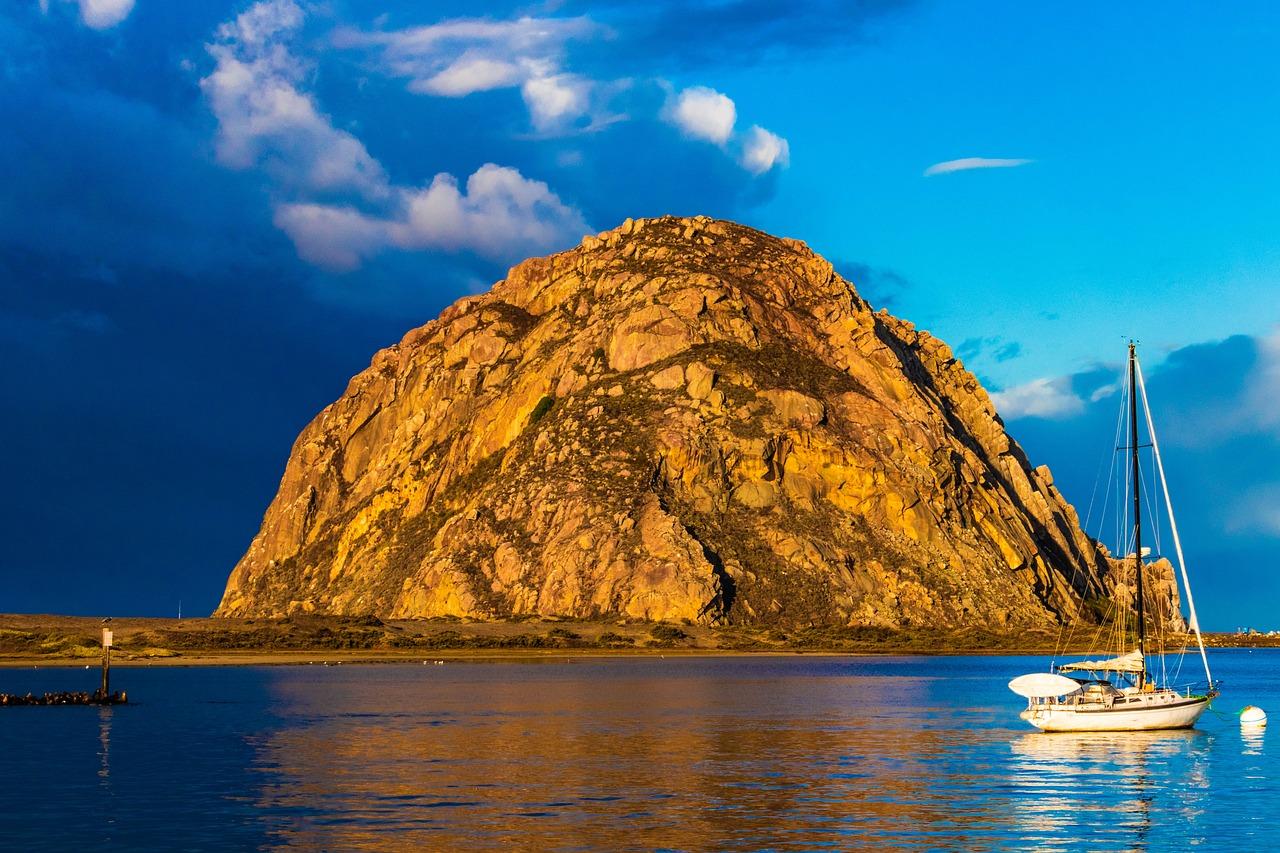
1019;706;1050;730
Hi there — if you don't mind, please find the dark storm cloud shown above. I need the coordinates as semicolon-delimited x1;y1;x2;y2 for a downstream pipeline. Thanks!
1002;333;1279;629
0;84;275;274
0;246;471;616
0;2;282;277
0;2;522;615
0;0;893;615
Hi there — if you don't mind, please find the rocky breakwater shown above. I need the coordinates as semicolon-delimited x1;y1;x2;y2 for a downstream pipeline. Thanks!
217;216;1179;630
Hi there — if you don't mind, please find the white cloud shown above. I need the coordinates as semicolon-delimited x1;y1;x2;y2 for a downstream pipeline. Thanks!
200;0;387;199
991;376;1084;420
395;165;588;257
667;86;736;144
662;87;789;175
203;2;590;272
275;164;589;272
41;0;135;29
923;157;1033;177
739;124;789;175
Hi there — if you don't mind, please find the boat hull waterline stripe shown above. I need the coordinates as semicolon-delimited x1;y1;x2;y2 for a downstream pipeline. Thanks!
1021;697;1210;732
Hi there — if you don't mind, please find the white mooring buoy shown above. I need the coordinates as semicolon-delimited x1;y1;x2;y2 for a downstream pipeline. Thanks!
1240;706;1267;728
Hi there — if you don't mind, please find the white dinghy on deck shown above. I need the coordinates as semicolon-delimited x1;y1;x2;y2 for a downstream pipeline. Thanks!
1010;342;1218;733
1008;673;1082;699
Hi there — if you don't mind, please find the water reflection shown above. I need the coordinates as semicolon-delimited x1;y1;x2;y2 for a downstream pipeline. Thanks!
1008;730;1210;849
248;664;990;849
228;658;1273;851
1241;728;1265;757
97;706;113;783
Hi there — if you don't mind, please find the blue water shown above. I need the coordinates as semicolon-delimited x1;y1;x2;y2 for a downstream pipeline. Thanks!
0;651;1275;850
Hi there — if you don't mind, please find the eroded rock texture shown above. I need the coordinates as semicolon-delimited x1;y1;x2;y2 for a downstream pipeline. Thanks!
217;216;1175;629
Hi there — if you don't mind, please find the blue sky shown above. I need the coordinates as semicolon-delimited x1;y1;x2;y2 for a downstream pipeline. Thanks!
2;0;1276;627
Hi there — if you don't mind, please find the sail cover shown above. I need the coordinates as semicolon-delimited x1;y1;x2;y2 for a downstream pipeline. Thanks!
1057;649;1145;673
1008;672;1083;698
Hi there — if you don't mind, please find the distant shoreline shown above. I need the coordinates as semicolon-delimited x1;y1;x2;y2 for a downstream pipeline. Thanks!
2;613;1275;668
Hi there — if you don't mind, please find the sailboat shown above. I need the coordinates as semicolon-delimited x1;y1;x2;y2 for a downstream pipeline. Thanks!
1009;342;1219;732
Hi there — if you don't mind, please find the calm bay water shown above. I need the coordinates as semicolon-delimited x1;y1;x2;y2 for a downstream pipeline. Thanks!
1;650;1275;850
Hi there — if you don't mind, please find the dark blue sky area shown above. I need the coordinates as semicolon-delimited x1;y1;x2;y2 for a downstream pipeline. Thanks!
2;0;1277;627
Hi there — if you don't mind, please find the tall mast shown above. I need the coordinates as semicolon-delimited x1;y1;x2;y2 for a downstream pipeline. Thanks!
1128;341;1147;686
1134;358;1213;685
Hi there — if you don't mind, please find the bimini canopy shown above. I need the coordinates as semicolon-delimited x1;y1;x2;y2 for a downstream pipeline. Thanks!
1057;649;1145;674
1008;672;1083;698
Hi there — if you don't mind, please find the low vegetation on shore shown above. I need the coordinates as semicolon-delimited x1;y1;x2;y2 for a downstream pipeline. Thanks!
1;614;1272;666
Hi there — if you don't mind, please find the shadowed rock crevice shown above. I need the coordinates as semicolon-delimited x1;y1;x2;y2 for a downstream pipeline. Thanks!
216;215;1181;631
683;525;736;622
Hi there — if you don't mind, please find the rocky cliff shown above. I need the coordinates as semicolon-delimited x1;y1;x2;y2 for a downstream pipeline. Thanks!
217;216;1175;629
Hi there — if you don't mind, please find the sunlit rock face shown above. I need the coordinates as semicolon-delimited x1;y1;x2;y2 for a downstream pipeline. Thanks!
216;216;1173;629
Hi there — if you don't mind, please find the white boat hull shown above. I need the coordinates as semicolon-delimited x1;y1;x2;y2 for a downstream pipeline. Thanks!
1021;696;1210;732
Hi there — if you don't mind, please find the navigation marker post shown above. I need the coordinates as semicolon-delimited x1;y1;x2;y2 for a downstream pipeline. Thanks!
100;623;113;698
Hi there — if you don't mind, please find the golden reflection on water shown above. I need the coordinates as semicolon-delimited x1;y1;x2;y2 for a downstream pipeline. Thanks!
244;662;1222;851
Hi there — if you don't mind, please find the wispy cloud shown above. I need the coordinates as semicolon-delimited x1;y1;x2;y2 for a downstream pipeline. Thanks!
333;16;605;133
336;13;789;174
923;157;1032;177
1089;382;1119;402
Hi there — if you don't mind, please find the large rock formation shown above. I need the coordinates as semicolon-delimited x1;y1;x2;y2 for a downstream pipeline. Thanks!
217;216;1174;629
